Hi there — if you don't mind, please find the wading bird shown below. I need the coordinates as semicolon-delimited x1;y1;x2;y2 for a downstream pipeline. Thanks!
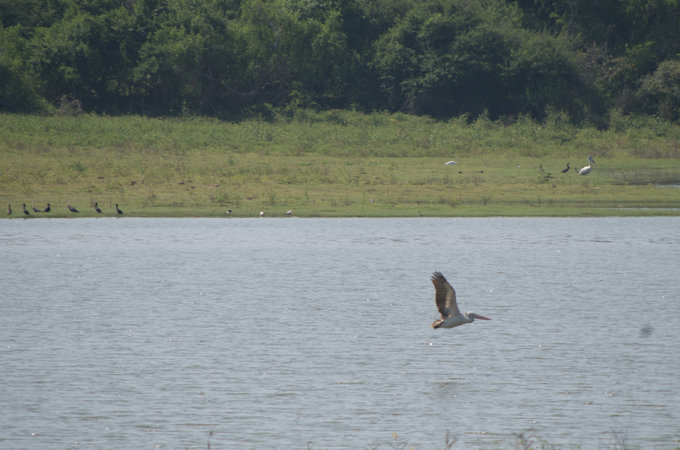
22;204;30;216
578;165;591;175
561;163;570;173
43;203;51;213
285;209;293;216
444;160;457;166
32;205;41;213
67;201;79;213
7;204;12;215
94;202;102;213
115;204;123;215
577;155;596;175
431;271;491;329
577;158;593;175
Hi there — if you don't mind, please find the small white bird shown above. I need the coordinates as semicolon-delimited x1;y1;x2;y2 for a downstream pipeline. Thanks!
285;209;293;216
259;211;264;217
431;272;491;329
444;160;457;166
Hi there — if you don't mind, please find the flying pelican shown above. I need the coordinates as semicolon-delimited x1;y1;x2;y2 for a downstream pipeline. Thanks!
67;201;79;213
561;163;570;173
7;204;11;215
94;202;102;213
431;272;491;329
43;203;51;213
115;204;123;215
444;160;457;166
32;205;42;213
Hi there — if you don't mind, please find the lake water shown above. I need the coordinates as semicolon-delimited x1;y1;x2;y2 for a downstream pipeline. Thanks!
1;217;679;449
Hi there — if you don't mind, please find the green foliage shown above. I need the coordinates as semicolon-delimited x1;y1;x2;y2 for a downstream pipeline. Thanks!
1;0;680;125
637;59;680;122
0;25;48;112
134;0;246;115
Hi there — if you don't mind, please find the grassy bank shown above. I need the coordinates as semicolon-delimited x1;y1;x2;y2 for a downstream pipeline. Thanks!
2;111;679;217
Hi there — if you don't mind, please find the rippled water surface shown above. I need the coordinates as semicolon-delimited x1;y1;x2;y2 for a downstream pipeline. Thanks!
1;217;679;449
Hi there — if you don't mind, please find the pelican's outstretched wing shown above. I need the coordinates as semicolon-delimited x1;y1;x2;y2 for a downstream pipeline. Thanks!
431;272;460;318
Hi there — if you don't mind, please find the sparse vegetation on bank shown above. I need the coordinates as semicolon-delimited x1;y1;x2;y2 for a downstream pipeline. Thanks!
2;112;679;218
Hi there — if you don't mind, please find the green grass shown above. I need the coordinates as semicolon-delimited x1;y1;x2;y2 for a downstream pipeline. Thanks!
2;111;680;217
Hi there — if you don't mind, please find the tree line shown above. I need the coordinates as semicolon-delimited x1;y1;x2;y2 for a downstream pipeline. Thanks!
1;0;679;125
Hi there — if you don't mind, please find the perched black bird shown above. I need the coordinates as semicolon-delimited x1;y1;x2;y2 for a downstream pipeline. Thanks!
7;204;12;215
94;202;102;213
67;201;79;213
43;203;51;213
115;204;123;215
561;163;570;173
22;203;30;216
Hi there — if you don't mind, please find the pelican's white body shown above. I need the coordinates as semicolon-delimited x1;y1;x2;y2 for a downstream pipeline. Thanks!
578;156;594;175
578;165;592;175
435;312;474;329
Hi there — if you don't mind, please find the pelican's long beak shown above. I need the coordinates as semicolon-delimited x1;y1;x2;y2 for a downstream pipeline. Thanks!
471;313;491;320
